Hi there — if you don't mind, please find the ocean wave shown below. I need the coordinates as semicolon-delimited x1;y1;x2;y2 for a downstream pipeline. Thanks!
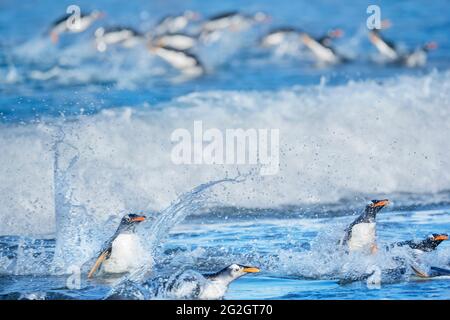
1;71;450;236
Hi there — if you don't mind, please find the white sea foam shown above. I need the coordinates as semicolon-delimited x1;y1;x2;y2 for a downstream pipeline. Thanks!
1;71;450;236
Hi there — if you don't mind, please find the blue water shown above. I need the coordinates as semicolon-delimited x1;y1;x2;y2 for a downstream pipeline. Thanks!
1;0;450;299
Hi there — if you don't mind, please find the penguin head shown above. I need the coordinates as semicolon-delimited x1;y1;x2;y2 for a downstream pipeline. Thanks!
117;213;146;233
424;41;438;52
362;199;389;221
328;28;344;39
421;233;448;251
216;264;260;281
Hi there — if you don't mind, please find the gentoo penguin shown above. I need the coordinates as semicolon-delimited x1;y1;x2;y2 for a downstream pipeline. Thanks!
200;264;260;299
260;27;301;47
401;42;438;68
148;45;204;76
154;11;201;35
391;233;448;253
87;213;146;278
151;33;198;51
339;199;390;254
368;29;399;62
387;233;448;278
49;10;104;43
201;11;270;34
369;28;437;67
161;264;260;300
300;28;345;64
94;26;144;52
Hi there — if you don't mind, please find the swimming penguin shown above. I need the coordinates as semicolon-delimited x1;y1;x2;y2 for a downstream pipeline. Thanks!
300;28;345;64
160;264;260;300
368;29;399;62
149;45;204;76
154;11;201;35
369;27;437;68
400;42;438;68
87;213;147;278
387;234;448;279
49;10;104;43
200;264;260;299
391;233;448;253
259;27;301;47
94;26;144;52
201;11;270;34
151;33;198;51
340;199;390;254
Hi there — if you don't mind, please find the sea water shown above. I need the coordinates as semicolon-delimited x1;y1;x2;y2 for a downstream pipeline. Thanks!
1;0;450;299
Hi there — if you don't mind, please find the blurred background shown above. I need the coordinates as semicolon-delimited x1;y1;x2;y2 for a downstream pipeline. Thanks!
1;0;449;121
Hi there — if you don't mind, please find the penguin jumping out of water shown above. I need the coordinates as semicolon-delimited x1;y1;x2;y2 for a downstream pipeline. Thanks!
368;21;437;67
94;26;145;52
340;199;390;254
390;233;448;253
390;234;449;278
368;29;399;62
151;33;198;51
48;10;104;43
148;45;205;76
259;27;301;47
87;213;147;278
300;28;345;65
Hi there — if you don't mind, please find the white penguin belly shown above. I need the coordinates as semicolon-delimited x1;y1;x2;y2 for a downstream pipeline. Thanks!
102;234;146;273
198;281;227;300
348;222;376;252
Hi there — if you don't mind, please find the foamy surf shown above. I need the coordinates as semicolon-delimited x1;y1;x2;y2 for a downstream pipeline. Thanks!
1;71;450;236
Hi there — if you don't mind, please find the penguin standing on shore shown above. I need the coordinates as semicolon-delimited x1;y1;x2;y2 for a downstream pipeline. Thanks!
48;10;104;43
87;213;147;278
340;199;390;254
94;26;145;52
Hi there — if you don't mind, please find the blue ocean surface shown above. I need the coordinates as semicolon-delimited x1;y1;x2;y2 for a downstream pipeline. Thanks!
1;0;450;299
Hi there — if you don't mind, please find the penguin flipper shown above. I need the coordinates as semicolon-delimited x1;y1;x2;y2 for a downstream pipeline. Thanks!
429;266;450;277
411;265;429;278
88;249;111;278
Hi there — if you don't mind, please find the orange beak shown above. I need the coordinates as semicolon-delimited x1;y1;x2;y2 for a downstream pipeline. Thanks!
426;41;438;50
130;216;146;222
331;29;344;38
434;234;449;241
381;19;391;29
243;267;260;273
372;199;389;208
